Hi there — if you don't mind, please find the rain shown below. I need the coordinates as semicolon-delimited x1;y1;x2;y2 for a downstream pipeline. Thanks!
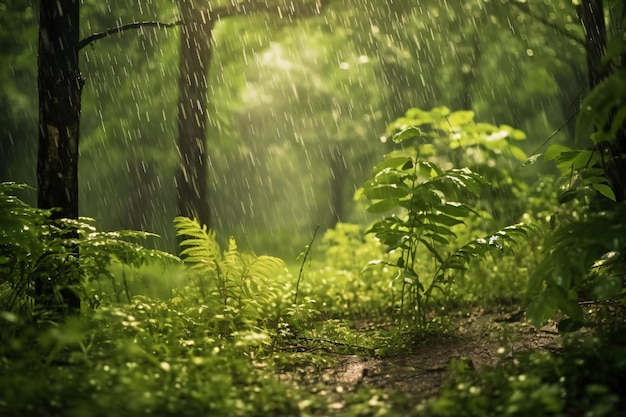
2;0;625;415
1;0;582;255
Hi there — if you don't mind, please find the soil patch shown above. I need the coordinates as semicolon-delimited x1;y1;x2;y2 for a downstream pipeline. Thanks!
280;308;561;409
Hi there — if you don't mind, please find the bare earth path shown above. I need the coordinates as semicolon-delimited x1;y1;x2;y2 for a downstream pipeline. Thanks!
280;308;562;410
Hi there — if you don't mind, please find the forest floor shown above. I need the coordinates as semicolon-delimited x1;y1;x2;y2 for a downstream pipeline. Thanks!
279;307;562;412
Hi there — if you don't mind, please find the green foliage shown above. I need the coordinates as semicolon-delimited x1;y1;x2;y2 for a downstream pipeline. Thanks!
0;182;177;325
173;216;287;335
361;109;534;326
0;298;304;417
526;68;626;330
418;332;626;417
385;106;529;225
543;144;616;203
576;70;626;146
526;206;626;328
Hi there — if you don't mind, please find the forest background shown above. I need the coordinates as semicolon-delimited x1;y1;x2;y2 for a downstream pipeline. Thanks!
0;0;583;257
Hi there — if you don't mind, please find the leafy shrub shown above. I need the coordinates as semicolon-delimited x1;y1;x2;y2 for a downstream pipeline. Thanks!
360;108;535;326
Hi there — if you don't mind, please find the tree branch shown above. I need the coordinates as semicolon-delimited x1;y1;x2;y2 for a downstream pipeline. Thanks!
78;21;181;50
207;0;332;21
78;0;333;50
510;1;585;48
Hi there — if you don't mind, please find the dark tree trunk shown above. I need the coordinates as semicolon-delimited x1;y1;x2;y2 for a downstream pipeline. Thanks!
38;1;82;219
36;0;82;313
175;0;213;227
579;0;626;202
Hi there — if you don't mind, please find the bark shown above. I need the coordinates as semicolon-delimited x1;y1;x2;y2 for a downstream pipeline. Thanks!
37;0;82;219
175;0;213;227
37;0;82;313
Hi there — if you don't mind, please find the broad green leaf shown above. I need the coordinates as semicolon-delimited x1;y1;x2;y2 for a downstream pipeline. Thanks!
422;232;452;245
392;126;422;143
576;70;626;143
603;33;626;63
526;292;558;327
592;183;616;201
544;144;571;161
363;184;410;200
553;288;584;321
511;129;527;140
374;168;407;184
367;199;400;213
428;213;465;227
447;110;475;126
438;202;471;217
373;155;413;173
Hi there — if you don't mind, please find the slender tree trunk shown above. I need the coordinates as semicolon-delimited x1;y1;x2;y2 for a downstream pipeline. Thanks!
175;0;213;227
37;0;82;313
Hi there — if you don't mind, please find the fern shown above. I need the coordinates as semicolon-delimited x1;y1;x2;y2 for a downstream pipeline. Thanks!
173;216;286;335
0;183;178;324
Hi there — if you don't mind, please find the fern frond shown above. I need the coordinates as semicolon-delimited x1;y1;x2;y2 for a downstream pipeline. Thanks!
173;216;221;273
248;256;286;280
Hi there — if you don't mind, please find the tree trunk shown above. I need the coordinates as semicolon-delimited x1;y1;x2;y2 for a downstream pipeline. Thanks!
37;0;82;313
175;0;213;227
38;0;82;219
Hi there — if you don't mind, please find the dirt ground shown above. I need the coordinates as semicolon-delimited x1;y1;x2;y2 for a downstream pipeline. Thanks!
280;307;562;410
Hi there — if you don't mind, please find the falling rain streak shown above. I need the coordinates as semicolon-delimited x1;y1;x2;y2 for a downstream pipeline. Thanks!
2;0;588;256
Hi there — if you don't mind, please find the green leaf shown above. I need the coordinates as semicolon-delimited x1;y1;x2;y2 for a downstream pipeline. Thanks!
392;127;422;143
544;144;571;161
438;202;472;218
367;199;400;213
592;183;616;201
508;145;527;162
363;184;410;200
373;155;413;173
527;293;558;327
374;168;407;184
447;110;475;126
428;213;465;227
603;33;626;63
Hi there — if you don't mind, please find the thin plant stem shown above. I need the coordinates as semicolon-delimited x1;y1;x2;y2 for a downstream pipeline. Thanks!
293;225;319;305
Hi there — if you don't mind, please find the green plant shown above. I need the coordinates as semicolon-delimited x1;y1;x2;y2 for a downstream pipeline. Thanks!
526;69;626;330
0;182;177;327
361;109;535;327
385;106;529;226
173;216;287;335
